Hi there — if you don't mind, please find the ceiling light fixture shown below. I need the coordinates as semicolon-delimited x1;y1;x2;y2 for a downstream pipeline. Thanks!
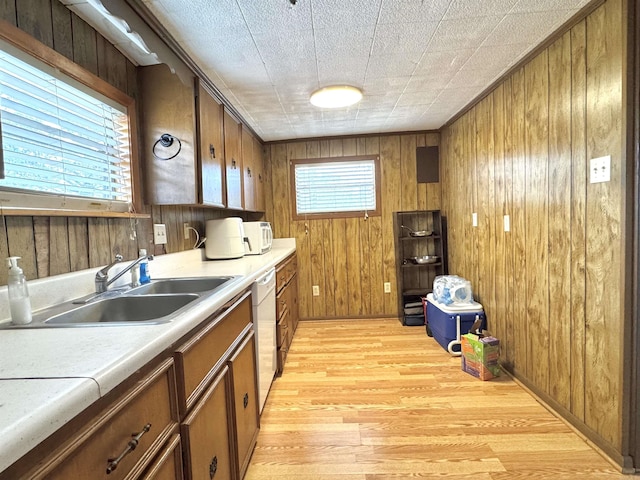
310;85;363;108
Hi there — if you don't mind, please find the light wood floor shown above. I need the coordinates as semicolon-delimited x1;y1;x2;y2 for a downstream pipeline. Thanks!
245;319;629;480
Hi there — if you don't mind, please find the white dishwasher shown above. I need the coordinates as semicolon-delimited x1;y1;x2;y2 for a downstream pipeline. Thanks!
252;268;277;413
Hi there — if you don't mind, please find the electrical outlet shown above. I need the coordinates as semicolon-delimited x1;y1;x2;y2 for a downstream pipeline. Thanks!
153;223;167;245
183;222;190;240
590;155;611;183
503;215;510;232
312;285;320;296
472;212;478;227
384;282;391;293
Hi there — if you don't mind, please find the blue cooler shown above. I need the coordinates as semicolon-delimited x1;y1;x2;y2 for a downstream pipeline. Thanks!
426;293;485;356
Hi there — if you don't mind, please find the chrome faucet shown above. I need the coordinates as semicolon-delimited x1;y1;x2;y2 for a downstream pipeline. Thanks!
95;253;152;293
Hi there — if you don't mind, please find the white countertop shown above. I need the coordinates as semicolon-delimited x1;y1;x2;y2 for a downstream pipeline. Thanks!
0;239;296;474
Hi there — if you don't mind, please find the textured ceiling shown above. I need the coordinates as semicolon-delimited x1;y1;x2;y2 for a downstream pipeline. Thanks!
134;0;592;141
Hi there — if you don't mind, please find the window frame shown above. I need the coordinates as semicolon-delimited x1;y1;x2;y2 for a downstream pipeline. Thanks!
0;20;143;218
290;155;382;221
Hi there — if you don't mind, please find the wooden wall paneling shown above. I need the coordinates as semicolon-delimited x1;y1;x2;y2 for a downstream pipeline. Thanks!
364;136;384;316
68;217;89;272
33;217;49;278
584;0;624;447
570;19;588;422
108;218;137;261
358;216;371;316
380;135;401;315
6;217;37;279
524;51;550;392
309;219;326;318
0;0;16;24
462;114;477;286
322;219;336;317
416;134;427;210
126;59;137;98
331;217;348;317
425;133;442;210
345;217;363;316
49;217;70;276
0;215;8;285
51;0;72;60
492;83;508;360
400;135;418;211
101;41;127;93
263;146;275;227
70;13;97;75
162;206;182;254
511;67;528;376
16;0;52;48
270;143;290;238
88;218;110;268
547;31;573;410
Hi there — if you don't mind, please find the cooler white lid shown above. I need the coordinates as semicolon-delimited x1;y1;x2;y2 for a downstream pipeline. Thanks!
426;293;483;313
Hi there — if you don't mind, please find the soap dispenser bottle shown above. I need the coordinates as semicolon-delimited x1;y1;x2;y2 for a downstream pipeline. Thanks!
6;256;32;325
139;249;151;284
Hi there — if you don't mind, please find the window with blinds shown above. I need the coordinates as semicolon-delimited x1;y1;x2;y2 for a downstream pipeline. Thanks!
0;43;132;212
291;156;381;219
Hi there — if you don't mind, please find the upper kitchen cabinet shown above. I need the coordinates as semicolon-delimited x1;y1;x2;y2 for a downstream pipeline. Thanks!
241;127;265;212
224;109;243;210
139;64;225;207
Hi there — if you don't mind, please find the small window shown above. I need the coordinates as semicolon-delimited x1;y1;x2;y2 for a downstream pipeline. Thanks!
291;155;381;220
0;41;134;213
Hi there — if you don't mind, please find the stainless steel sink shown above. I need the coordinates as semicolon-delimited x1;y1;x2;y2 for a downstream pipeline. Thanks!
44;294;199;326
128;276;235;295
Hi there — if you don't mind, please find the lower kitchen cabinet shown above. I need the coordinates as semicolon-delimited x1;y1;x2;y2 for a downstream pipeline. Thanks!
181;367;232;480
228;332;259;479
275;254;298;375
4;359;180;480
141;434;184;480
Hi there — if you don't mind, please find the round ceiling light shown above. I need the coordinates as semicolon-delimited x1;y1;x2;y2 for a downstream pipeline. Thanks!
310;85;363;108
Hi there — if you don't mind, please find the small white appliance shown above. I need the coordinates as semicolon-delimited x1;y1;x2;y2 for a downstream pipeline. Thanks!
243;221;273;255
252;268;277;412
205;218;246;259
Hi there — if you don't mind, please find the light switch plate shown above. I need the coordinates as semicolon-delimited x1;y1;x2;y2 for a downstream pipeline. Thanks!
590;155;611;183
504;215;510;232
312;285;320;296
384;282;391;293
153;224;167;245
472;212;478;227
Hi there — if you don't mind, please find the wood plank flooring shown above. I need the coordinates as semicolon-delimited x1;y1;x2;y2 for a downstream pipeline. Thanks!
246;319;627;479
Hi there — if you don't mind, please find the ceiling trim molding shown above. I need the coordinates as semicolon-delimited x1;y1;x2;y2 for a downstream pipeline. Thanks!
442;0;606;130
264;129;441;146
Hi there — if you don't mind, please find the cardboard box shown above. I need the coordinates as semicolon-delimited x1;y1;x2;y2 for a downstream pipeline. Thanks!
461;333;500;380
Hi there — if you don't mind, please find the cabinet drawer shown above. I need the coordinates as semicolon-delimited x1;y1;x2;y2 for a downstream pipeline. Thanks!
35;359;178;480
277;346;288;376
181;367;233;480
276;311;289;348
140;434;183;480
175;292;252;415
276;286;288;320
276;264;287;293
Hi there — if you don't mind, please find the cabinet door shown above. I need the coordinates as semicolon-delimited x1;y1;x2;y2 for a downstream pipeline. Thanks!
181;367;233;480
197;82;225;207
228;332;259;478
223;110;243;210
241;127;255;211
252;136;265;212
140;64;198;205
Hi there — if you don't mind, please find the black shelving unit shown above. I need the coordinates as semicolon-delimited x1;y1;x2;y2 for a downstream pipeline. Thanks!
393;210;447;326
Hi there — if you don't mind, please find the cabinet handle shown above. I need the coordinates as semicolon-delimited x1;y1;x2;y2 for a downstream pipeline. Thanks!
209;455;218;479
247;167;252;177
209;144;215;158
259;173;263;182
243;393;249;408
231;158;236;169
106;423;151;474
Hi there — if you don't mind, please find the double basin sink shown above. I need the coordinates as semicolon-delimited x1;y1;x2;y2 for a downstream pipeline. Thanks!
2;277;238;329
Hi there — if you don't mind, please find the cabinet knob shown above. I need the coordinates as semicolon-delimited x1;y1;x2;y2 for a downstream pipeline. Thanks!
106;423;151;474
209;455;218;478
259;173;263;182
243;392;249;408
209;144;215;158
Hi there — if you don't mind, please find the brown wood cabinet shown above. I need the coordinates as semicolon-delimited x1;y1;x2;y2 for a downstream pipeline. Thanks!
241;128;265;212
139;64;225;207
228;332;259;478
7;359;180;480
224;109;243;210
140;434;184;480
275;254;298;375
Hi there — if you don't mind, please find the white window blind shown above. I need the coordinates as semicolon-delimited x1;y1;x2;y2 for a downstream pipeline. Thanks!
294;159;377;215
0;45;132;211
